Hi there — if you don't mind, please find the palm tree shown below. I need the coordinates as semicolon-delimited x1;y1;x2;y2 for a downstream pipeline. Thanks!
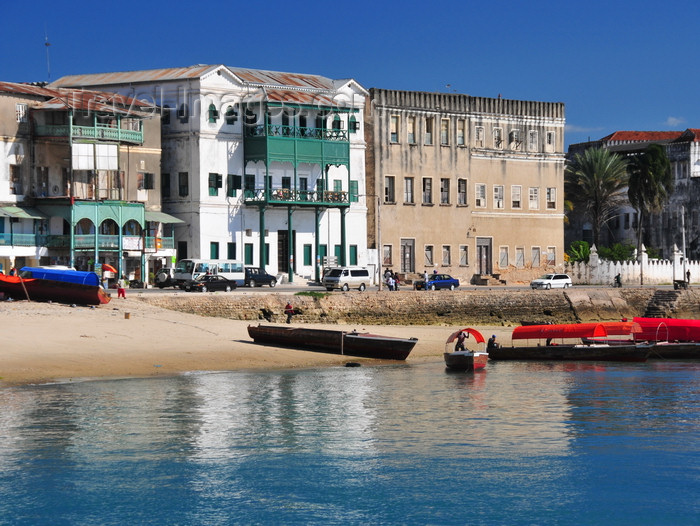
627;144;673;254
565;148;629;247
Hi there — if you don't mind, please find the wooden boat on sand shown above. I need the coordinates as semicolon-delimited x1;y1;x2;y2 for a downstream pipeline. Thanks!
443;328;489;371
489;322;650;362
247;324;417;360
0;267;111;305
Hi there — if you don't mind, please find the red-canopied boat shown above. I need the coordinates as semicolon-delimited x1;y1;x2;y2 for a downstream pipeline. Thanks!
631;317;700;359
0;267;111;305
488;322;650;362
443;328;489;371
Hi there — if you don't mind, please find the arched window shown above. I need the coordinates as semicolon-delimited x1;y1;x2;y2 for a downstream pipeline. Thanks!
225;105;238;125
178;103;189;123
208;103;219;123
162;104;171;125
349;115;358;133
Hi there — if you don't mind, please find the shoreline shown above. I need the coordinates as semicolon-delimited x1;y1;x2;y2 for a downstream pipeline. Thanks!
0;299;509;387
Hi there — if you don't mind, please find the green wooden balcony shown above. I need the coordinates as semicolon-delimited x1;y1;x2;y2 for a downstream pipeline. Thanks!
243;188;350;207
34;124;144;144
244;124;350;165
0;233;38;246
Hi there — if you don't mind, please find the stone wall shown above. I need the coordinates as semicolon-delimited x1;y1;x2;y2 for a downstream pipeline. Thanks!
135;287;699;326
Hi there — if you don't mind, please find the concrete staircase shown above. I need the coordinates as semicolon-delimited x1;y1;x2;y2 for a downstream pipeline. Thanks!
472;274;508;286
643;289;681;318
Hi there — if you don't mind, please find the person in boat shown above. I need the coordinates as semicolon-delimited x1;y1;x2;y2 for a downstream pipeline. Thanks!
487;334;499;350
284;302;295;324
9;267;17;276
455;330;468;352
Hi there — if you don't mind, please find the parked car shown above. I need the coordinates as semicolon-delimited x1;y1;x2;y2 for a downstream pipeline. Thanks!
530;273;572;289
184;274;237;292
322;267;371;291
154;267;175;288
414;274;460;291
245;267;277;287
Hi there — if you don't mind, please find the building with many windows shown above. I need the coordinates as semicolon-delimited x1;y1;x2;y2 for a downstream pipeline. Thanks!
365;89;565;284
0;81;175;282
53;65;368;283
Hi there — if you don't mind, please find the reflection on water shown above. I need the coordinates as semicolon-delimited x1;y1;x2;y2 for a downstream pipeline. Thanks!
0;360;698;524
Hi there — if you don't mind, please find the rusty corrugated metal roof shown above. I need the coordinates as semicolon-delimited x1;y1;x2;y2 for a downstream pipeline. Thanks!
230;67;334;90
50;65;219;88
601;131;683;143
263;88;337;106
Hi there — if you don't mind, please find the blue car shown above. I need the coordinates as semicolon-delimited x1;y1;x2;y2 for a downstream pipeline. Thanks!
414;274;460;291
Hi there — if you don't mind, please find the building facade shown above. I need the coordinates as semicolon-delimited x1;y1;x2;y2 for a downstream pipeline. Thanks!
0;82;174;281
365;89;565;285
567;130;700;260
54;65;368;283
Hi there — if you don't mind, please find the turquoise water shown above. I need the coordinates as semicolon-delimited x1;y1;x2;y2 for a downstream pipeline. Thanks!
0;360;698;525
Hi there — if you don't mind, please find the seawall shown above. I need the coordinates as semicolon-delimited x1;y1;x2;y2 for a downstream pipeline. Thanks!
137;288;700;326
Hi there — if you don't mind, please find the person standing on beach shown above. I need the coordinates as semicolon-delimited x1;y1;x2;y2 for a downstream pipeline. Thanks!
423;270;429;291
117;276;127;299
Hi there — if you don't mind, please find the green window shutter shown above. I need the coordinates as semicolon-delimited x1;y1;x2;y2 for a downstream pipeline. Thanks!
350;245;358;265
208;173;218;196
303;244;312;266
225;105;238;125
349;115;358;133
333;180;342;192
350;180;358;202
208;104;219;123
265;243;270;265
227;174;235;197
210;242;219;259
244;243;254;265
227;242;236;259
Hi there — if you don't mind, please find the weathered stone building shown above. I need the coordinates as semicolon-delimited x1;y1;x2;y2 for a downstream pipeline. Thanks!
365;89;565;285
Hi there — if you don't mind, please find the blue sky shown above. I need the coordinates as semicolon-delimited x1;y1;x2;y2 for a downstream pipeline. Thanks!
2;0;698;147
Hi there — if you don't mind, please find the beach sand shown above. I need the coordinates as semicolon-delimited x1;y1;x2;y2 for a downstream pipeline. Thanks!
0;299;510;386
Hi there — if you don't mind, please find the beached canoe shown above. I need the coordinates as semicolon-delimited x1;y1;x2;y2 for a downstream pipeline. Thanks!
0;267;111;305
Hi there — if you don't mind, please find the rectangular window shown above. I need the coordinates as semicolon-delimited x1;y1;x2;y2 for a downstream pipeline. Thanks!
390;115;400;143
208;173;222;196
244;243;254;265
531;247;541;267
384;176;395;203
227;174;242;197
529;130;538;151
509;129;521;150
303;244;312;266
422;178;432;204
424;245;434;266
475;126;485;147
493;128;503;149
333;179;342;192
442;245;451;266
282;177;291;190
440;119;449;145
424;117;433;145
299;177;308;192
511;185;522;208
349;180;358;202
475;183;486;208
515;247;525;268
137;172;154;190
9;165;22;195
546;131;555;152
16;103;27;123
227;242;236;260
244;174;255;195
349;245;358;266
547;246;556;265
529;187;540;210
383;245;392;266
499;246;509;268
178;172;189;197
404;177;414;203
440;178;450;204
407;116;416;144
546;187;557;209
210;242;220;260
457;120;465;146
493;185;504;209
161;172;170;199
459;245;469;266
457;179;467;205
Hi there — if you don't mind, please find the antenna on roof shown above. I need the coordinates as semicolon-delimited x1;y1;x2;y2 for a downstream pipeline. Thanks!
44;26;51;82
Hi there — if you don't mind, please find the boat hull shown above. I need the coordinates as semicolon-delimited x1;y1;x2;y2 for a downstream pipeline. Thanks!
0;274;110;305
488;344;650;362
444;351;488;371
247;325;417;360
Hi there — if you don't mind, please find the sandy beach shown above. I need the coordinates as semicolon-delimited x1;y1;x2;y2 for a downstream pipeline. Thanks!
0;298;510;386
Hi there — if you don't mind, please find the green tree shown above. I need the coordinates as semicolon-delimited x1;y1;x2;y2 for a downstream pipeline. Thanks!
565;148;629;247
627;144;673;254
566;240;590;262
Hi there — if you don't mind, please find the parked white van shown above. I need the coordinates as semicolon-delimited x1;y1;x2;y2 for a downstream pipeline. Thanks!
322;267;371;291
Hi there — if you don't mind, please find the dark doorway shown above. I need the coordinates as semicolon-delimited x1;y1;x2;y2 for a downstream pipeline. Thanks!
476;237;492;275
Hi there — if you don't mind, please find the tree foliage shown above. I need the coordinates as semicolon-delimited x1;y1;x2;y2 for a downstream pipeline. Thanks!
566;240;591;262
565;148;629;247
597;243;636;262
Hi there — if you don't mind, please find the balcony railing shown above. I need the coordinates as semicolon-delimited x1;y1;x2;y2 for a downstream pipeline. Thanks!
0;233;38;246
243;188;350;206
0;233;174;252
34;124;144;144
246;124;348;141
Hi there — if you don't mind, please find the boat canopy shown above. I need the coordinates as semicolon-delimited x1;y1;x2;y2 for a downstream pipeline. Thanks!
599;321;642;336
633;317;700;342
445;328;485;344
513;322;642;341
20;267;101;287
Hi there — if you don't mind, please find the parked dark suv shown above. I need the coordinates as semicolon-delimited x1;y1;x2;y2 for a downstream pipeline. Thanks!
245;267;277;287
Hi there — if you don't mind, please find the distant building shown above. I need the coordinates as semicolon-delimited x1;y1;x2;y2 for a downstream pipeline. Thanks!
0;81;173;281
53;65;368;283
567;130;700;259
365;89;566;285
